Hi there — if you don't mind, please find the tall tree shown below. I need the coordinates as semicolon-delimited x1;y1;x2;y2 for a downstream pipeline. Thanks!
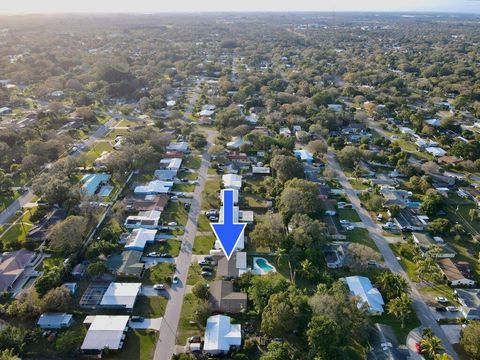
387;293;412;328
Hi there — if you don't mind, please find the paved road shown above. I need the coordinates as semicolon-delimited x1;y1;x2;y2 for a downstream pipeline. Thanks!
325;151;459;360
153;130;215;360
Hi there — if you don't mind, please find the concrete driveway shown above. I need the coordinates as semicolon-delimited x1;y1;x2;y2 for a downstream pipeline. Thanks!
129;317;162;330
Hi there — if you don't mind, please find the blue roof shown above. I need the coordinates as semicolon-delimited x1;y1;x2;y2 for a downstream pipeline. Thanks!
81;173;111;196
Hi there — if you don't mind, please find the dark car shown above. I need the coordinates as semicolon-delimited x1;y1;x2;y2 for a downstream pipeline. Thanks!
201;266;213;272
130;316;144;322
435;306;447;312
160;253;173;258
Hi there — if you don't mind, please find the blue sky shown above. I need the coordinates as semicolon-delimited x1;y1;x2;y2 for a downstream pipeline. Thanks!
0;0;479;14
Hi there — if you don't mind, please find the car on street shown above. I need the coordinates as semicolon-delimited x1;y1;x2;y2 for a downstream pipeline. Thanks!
435;296;448;303
153;284;166;290
446;306;458;312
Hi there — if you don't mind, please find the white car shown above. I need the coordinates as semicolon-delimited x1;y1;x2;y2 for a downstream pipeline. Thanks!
340;220;350;225
446;306;458;312
172;275;179;285
153;284;165;290
167;222;178;227
435;296;448;304
344;225;354;231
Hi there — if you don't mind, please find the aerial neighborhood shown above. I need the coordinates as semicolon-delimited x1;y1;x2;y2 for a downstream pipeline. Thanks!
0;10;480;360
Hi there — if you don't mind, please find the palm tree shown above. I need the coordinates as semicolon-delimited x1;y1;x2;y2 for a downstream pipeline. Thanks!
353;164;363;181
376;272;409;300
387;293;412;328
420;335;443;360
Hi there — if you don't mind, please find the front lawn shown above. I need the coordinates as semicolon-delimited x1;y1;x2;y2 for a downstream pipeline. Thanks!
201;178;221;210
161;202;188;226
133;295;167;318
184;155;202;170
173;183;195;192
177;170;198;181
337;208;361;222
186;263;211;285
346;228;377;250
197;214;213;233
110;329;158;360
193;235;215;254
143;263;175;285
145;240;181;258
176;293;203;345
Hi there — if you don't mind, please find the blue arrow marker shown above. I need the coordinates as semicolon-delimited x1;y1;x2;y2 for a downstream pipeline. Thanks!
211;189;246;260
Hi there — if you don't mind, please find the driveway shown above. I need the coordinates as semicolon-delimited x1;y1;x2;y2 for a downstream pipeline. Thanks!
153;129;216;360
130;317;162;330
326;150;459;360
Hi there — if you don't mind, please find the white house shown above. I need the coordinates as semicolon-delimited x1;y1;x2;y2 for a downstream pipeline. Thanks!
124;229;157;252
124;210;161;229
222;174;242;190
252;166;270;175
159;158;182;171
37;313;74;329
166;142;189;153
226;137;247;150
279;127;291;137
154;169;177;181
426;147;447;157
438;258;476;287
203;315;242;355
100;282;141;311
425;118;441;127
345;276;384;315
134;180;173;195
327;104;343;112
81;315;129;354
294;149;314;163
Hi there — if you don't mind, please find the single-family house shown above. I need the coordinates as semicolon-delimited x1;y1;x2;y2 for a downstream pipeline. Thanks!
328;104;343;112
134;180;173;195
217;205;244;250
124;210;161;229
166;142;189;153
124;228;157;251
455;288;480;320
37;313;74;329
203;315;242;355
294;149;314;163
323;243;347;269
425;118;441;127
426;147;447;157
413;232;456;258
125;194;170;212
106;251;145;278
279;127;291;137
209;280;247;314
159;157;182;171
222;174;242;190
345;276;384;315
437;258;475;286
81;315;129;356
154;169;177;181
252;166;270;175
394;208;425;232
226;137;247;150
214;251;248;278
0;250;36;293
239;210;254;225
100;282;141;311
80;173;111;197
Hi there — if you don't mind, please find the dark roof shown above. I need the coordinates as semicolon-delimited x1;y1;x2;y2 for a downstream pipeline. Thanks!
126;195;170;212
107;251;144;278
209;280;247;314
395;208;424;229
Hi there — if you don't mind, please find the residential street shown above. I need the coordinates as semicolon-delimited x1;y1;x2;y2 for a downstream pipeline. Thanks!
153;130;215;360
325;151;459;360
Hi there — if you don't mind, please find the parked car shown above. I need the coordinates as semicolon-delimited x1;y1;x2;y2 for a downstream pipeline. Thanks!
184;203;191;210
201;266;213;272
446;306;458;312
172;275;179;284
198;260;211;266
340;220;350;225
435;296;448;304
131;316;144;322
344;225;354;231
153;284;166;290
205;210;217;217
201;271;213;277
188;336;201;344
147;252;160;257
167;222;178;227
204;256;214;261
180;178;189;183
208;216;219;222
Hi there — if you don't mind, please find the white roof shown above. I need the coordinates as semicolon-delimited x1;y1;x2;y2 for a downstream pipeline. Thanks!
236;251;247;270
134;180;173;194
294;149;314;161
239;210;254;223
425;118;441;127
124;229;157;250
100;283;141;309
426;147;447;157
252;166;270;174
166;142;188;152
199;109;215;117
203;315;241;352
345;276;384;314
160;158;182;170
222;174;242;189
279;127;291;136
81;315;129;351
226;137;246;149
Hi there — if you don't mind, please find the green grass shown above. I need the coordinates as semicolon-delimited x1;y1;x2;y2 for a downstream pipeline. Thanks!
84;141;114;165
197;214;213;233
243;194;268;208
346;228;377;250
116;119;139;127
0;210;36;250
176;293;202;345
172;183;195;192
193;235;215;254
184;155;202;170
144;240;181;258
201;178;221;210
187;263;208;285
143;263;175;285
177;170;198;181
337;208;361;222
161;202;188;226
349;179;370;190
105;128;131;140
376;307;421;344
132;296;167;318
390;243;419;281
109;329;158;360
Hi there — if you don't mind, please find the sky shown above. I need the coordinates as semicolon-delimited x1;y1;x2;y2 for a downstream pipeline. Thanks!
0;0;479;14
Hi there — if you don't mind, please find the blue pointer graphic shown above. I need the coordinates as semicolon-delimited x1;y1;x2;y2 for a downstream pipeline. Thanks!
211;189;246;260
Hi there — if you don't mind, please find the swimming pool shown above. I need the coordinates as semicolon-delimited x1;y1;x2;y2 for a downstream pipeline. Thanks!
253;257;276;275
